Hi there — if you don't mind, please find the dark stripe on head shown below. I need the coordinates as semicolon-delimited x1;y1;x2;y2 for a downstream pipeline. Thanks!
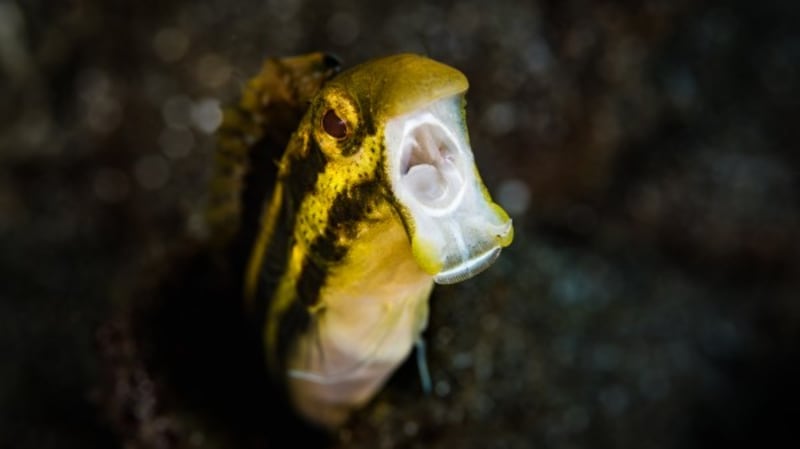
252;132;329;369
249;193;289;336
234;137;280;273
232;56;341;270
302;177;383;292
275;178;383;370
362;102;377;137
284;136;327;207
340;104;369;157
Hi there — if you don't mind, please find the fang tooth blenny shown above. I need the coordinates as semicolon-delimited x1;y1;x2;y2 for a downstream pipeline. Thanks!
209;53;513;428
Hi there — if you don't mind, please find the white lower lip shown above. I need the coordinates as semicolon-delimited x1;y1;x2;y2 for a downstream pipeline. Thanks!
433;246;502;284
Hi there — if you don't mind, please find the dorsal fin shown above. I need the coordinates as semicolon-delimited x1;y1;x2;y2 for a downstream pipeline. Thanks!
207;53;341;250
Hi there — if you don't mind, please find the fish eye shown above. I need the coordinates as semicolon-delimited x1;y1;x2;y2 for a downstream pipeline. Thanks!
322;109;348;139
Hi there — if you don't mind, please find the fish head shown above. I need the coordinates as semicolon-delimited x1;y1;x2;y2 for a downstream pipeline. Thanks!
303;53;513;283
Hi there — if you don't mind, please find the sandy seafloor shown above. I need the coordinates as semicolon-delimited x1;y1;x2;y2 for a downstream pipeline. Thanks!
1;1;799;448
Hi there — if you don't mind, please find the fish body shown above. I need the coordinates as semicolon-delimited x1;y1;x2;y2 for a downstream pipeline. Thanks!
213;53;512;428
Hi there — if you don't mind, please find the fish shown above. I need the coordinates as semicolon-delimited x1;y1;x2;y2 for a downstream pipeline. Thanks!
210;53;513;429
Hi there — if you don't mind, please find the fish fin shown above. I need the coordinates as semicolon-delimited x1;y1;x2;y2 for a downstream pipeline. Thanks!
415;338;432;394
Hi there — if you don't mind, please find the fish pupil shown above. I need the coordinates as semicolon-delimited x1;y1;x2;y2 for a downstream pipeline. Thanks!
322;109;348;139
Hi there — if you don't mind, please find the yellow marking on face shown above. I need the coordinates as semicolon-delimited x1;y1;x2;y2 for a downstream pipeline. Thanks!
264;239;308;367
287;199;433;373
254;93;385;367
292;133;384;252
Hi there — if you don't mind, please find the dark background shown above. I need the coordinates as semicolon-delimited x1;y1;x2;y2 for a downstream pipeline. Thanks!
1;0;799;448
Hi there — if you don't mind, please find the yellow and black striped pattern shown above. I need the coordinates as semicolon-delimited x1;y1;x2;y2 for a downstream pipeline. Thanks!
210;54;514;429
238;54;470;376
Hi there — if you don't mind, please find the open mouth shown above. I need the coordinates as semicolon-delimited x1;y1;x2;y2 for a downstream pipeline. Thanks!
396;114;466;214
385;96;513;284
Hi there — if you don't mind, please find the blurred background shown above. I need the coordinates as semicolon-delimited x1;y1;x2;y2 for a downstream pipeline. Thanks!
1;0;799;448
